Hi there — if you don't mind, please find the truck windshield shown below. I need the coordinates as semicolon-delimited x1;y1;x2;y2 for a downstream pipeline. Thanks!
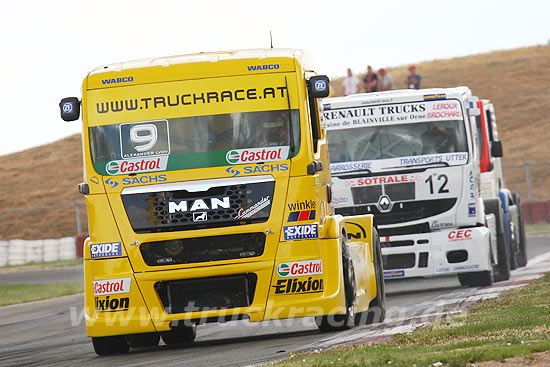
89;109;300;175
327;119;467;163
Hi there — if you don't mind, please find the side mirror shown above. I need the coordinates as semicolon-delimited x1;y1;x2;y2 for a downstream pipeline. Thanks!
59;97;81;121
491;141;503;157
308;75;330;98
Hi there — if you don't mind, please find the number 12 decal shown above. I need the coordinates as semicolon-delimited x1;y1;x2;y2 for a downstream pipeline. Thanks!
425;174;449;194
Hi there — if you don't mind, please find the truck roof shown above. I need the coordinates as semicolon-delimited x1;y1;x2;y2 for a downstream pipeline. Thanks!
88;48;313;76
324;87;473;108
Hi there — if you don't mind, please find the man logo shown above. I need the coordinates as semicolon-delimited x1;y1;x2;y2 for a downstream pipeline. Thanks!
377;195;392;212
193;212;207;222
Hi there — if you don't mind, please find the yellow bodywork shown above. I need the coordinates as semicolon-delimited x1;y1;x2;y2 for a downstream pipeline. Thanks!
79;49;378;337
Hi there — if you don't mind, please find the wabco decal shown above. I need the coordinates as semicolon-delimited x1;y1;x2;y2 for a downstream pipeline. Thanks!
247;64;280;71
168;197;230;214
272;277;324;295
96;86;288;114
276;259;323;278
93;277;132;296
106;157;168;175
101;76;134;85
105;174;167;189
384;270;405;279
226;146;289;164
284;224;318;240
95;296;129;312
235;196;270;219
287;210;316;222
225;163;289;177
90;242;122;258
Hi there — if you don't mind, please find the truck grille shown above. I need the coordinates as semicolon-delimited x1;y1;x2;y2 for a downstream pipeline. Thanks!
140;233;266;266
336;198;457;225
351;182;415;205
121;178;275;233
155;274;257;313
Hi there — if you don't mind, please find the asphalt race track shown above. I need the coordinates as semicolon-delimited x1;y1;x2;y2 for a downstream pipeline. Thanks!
0;235;548;367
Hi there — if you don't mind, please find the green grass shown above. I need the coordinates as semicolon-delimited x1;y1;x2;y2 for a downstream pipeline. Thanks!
0;282;83;306
0;258;82;272
525;222;550;235
275;274;550;367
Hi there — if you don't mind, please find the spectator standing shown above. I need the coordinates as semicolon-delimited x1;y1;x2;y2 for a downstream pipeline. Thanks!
378;68;395;91
341;68;360;96
362;66;378;93
406;65;422;89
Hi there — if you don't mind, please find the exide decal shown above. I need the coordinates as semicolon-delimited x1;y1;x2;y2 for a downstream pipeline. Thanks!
106;157;168;175
272;276;324;295
93;277;132;296
276;259;323;278
283;224;318;240
226;146;289;164
90;242;122;258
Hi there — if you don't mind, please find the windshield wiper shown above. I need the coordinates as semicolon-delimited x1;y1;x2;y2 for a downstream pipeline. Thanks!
386;161;450;169
332;168;373;178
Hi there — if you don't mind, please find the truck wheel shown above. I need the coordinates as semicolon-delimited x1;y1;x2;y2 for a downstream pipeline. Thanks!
511;192;528;267
316;234;355;332
161;325;196;346
92;335;130;355
356;228;386;325
128;332;160;348
484;198;511;282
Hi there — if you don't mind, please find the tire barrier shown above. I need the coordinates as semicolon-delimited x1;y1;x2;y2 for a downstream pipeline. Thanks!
521;201;550;224
0;237;77;267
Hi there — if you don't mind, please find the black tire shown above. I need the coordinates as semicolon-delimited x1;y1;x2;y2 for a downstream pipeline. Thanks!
316;234;355;332
161;325;196;346
92;335;130;355
484;198;510;282
511;192;528;267
128;332;160;348
356;228;386;325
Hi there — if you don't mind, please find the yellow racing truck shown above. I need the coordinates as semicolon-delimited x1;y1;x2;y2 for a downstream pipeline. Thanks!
59;49;385;355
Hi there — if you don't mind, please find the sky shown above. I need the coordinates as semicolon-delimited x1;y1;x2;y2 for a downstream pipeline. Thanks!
1;0;549;157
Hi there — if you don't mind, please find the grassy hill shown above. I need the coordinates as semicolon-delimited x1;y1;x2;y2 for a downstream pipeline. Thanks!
1;46;549;240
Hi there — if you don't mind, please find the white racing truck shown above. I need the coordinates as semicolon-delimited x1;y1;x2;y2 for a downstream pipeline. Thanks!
323;87;510;286
476;99;527;269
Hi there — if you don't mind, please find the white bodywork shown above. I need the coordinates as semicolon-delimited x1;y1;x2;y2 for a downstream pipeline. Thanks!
324;87;494;279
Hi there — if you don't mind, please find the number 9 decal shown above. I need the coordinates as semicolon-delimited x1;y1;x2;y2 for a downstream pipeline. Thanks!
130;124;158;152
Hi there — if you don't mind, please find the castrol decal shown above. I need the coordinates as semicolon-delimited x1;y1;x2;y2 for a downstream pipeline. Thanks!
226;146;290;164
276;259;323;278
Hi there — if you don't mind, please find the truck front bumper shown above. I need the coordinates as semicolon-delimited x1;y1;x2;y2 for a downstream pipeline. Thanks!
380;226;491;279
